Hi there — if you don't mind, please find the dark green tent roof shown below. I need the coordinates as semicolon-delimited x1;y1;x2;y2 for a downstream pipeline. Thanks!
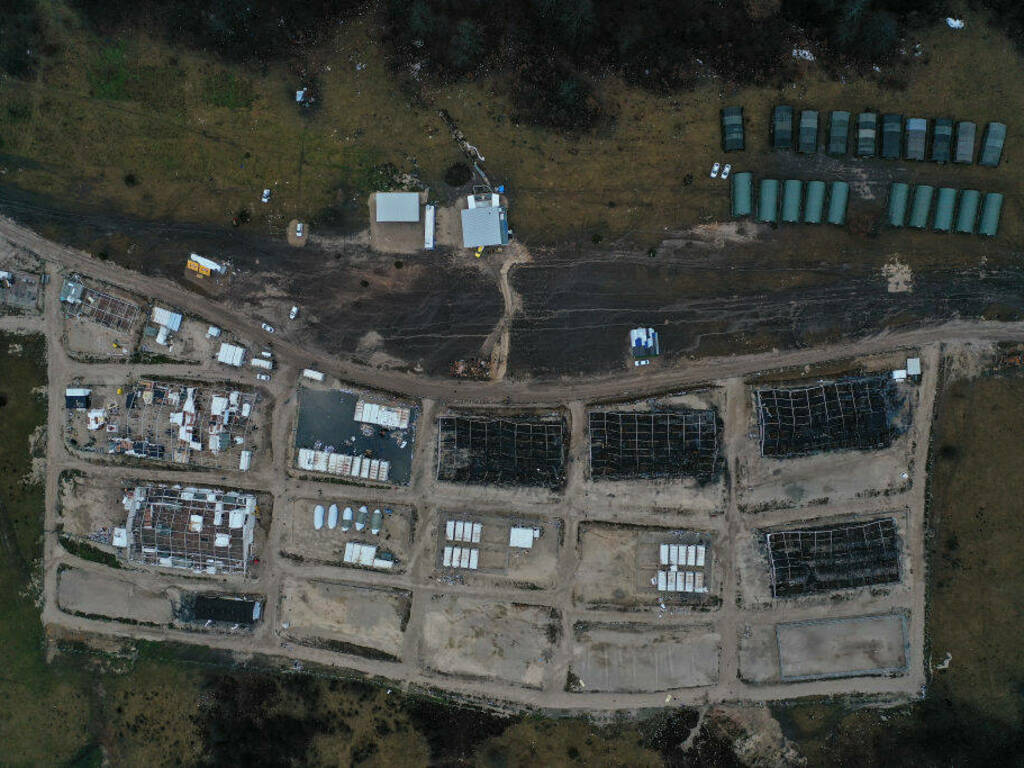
931;118;953;163
905;118;927;161
979;193;1003;237
979;122;1006;167
722;106;744;152
888;183;909;228
773;106;794;150
731;172;753;217
757;178;780;223
909;185;934;229
856;113;877;156
827;181;849;225
828;111;850;156
781;180;803;222
798;110;818;154
933;188;957;232
955;189;980;233
954;121;976;164
803;181;826;223
881;113;902;159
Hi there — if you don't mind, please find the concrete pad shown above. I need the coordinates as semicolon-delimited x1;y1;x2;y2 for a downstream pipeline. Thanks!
572;623;719;692
777;613;908;681
420;596;558;689
280;579;410;660
57;568;173;624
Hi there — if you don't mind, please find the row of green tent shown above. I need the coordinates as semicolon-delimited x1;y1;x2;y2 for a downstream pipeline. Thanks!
887;184;1003;235
731;173;848;225
771;107;1006;166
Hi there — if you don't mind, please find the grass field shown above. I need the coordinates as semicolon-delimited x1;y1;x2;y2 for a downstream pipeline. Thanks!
1;3;1022;258
772;364;1024;767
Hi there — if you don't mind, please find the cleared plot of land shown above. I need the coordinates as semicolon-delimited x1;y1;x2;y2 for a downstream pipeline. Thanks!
434;511;560;588
57;567;173;625
282;499;413;572
280;579;409;661
588;408;723;481
571;623;719;693
436;413;567;488
766;518;901;597
420;596;558;688
777;613;908;681
756;375;907;457
58;471;125;538
574;523;715;610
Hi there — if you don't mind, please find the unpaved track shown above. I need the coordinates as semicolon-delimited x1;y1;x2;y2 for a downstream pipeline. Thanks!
0;214;996;711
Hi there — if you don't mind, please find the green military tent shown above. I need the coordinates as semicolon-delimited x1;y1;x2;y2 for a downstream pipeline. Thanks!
979;122;1007;167
773;106;794;150
954;121;976;164
856;112;877;156
722;106;744;152
781;180;803;223
798;110;818;154
757;179;780;223
909;185;934;229
931;118;953;163
979;193;1003;237
731;172;753;217
887;183;909;228
881;114;903;159
827;111;850;156
803;181;826;223
932;188;957;232
955;189;980;233
827;181;849;225
905;118;927;161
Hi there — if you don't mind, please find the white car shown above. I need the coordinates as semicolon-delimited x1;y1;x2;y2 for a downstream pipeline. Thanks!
289;305;299;320
709;162;721;178
261;188;272;203
256;373;271;381
295;222;304;238
634;359;650;367
721;163;732;179
261;323;275;333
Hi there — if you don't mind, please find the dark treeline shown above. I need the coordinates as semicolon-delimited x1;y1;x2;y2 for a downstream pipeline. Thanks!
3;0;1024;130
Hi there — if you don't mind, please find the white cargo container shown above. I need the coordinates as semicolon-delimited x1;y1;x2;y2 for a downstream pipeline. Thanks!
302;368;325;382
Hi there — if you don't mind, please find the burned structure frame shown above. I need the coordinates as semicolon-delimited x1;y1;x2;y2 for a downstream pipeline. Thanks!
436;414;567;488
765;518;901;597
64;285;140;331
756;375;905;457
588;408;723;481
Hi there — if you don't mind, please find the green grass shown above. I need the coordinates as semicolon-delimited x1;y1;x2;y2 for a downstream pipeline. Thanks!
59;534;121;568
202;71;255;109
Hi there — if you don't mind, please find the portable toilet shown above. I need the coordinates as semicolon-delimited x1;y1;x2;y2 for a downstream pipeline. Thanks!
781;180;803;223
932;188;957;232
881;114;903;159
772;106;794;150
856;112;877;156
931;118;953;163
827;111;850;156
887;182;909;228
722;106;745;152
904;118;928;161
978;193;1004;237
798;110;818;153
827;181;849;225
955;189;981;234
979;122;1007;167
908;185;934;229
803;181;826;224
954;121;976;164
731;172;753;217
757;178;780;223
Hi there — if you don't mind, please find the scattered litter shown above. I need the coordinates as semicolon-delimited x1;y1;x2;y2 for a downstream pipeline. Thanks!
792;48;815;61
936;651;953;670
946;18;965;30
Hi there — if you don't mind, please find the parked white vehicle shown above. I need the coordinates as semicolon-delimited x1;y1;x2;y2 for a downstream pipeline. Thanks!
289;305;299;320
256;373;271;381
295;222;304;238
709;162;721;178
261;323;275;333
721;163;732;179
261;188;272;203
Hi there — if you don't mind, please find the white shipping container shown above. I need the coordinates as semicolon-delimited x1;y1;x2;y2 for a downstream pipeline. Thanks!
472;522;482;544
455;521;465;541
350;456;362;477
443;546;453;567
685;572;695;592
469;549;479;570
694;571;705;592
686;545;696;567
302;369;325;381
670;545;679;566
660;544;669;565
446;521;455;540
696;545;706;567
360;460;371;478
657;571;667;591
460;549;470;569
344;542;356;563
